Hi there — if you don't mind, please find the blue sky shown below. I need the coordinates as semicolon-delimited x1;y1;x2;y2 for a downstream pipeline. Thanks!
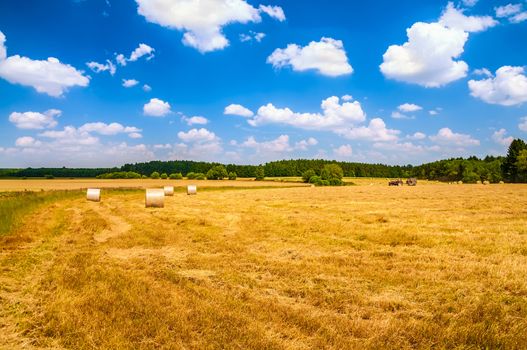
0;0;526;167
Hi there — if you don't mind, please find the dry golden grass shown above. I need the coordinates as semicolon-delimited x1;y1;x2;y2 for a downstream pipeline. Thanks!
1;184;527;349
0;178;308;192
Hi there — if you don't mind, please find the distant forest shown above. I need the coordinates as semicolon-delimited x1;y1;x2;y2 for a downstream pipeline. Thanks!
2;138;526;183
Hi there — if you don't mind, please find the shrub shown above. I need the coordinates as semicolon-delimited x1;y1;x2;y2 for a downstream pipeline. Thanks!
195;173;206;180
302;169;317;183
320;180;330;186
150;171;160;179
321;164;344;181
309;175;321;184
206;165;228;180
228;172;237;180
329;178;343;186
187;172;197;179
160;173;168;179
255;166;265;180
142;175;148;179
169;173;183;180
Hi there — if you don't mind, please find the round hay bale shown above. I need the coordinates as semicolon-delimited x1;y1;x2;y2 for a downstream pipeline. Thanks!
87;188;101;202
145;189;165;208
187;185;197;195
476;180;482;185
164;186;174;196
483;180;490;185
458;181;463;184
499;181;504;184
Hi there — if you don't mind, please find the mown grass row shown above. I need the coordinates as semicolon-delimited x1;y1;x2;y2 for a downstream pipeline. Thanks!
0;190;83;236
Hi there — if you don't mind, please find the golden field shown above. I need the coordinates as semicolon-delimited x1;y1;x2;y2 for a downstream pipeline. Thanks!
1;181;527;349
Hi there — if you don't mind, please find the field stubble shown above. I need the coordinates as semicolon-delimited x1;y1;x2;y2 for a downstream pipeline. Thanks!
1;183;527;349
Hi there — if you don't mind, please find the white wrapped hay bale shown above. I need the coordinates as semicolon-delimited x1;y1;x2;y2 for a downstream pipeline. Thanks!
164;186;174;196
187;185;197;195
145;189;165;208
483;180;490;185
86;188;101;202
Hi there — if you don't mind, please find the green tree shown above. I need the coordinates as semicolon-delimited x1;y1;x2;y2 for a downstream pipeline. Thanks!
206;165;228;180
255;166;265;180
160;173;168;179
321;164;344;181
502;139;527;182
187;172;196;179
228;172;237;180
515;149;527;182
302;169;316;183
150;171;160;179
169;173;183;179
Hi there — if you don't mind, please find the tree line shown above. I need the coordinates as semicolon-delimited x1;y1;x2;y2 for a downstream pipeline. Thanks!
2;138;526;183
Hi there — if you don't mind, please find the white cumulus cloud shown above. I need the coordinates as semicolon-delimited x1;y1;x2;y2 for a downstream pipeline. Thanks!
439;2;497;33
0;31;89;97
242;135;292;153
333;144;353;157
258;5;285;21
336;118;400;142
184;115;208;125
178;128;218;143
294;137;318;150
15;136;42;148
520;117;527;132
9;109;61;129
78;122;142;136
267;37;353;77
224;104;254;117
86;60;116;75
122;79;139;87
249;95;365;129
398;103;422;112
492;128;514;147
468;66;527;106
143;98;171;117
429;127;479;146
495;3;522;18
135;0;269;53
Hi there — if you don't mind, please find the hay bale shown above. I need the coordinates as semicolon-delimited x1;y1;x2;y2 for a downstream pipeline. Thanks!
145;189;165;208
164;186;174;196
483;180;490;185
499;181;504;184
458;181;463;184
86;188;101;202
187;185;197;195
476;180;482;185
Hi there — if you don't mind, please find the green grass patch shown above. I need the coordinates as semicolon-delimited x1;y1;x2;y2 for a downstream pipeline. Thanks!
0;190;83;236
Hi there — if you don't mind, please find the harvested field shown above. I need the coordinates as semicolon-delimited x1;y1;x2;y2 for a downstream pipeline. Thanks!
1;184;527;349
0;178;308;192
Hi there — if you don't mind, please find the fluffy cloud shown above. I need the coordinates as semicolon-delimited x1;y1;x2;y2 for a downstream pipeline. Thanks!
39;126;99;145
143;84;152;92
267;37;353;77
438;2;497;33
122;79;139;87
224;104;254;117
510;11;527;23
183;115;208;125
258;5;285;21
492;128;514;147
241;135;292;153
0;31;89;97
391;111;414;120
116;43;155;66
9;109;61;129
239;31;265;43
380;22;468;87
462;0;478;7
249;96;365;129
380;3;497;88
143;98;171;117
398;103;422;112
294;137;318;150
87;60;116;75
520;117;527;132
15;136;41;148
407;132;427;140
135;0;275;53
429;127;479;146
468;66;527;106
495;4;522;18
78;122;141;136
178;128;218;143
336;118;400;142
333;144;353;157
